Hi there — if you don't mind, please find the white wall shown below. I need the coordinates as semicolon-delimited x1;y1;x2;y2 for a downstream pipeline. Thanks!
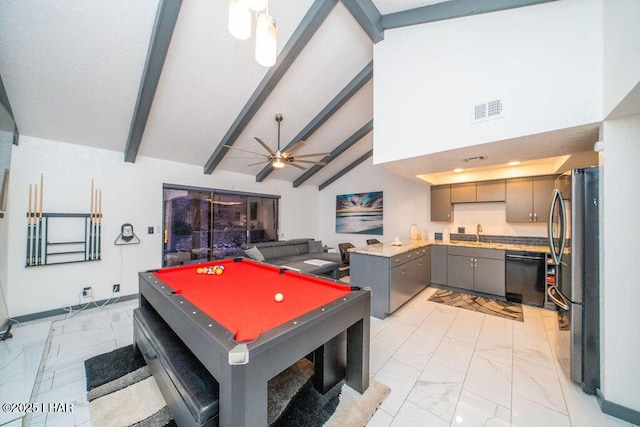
601;115;640;412
603;0;640;117
373;0;603;164
318;158;429;248
5;136;319;317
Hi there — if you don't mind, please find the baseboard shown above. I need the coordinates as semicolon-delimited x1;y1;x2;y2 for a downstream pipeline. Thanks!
596;388;640;425
11;293;139;324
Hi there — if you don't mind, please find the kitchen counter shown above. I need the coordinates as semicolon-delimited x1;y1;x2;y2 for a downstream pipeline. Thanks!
350;239;550;256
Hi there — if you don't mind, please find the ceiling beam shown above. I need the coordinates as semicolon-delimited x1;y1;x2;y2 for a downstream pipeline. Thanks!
124;0;182;163
340;0;384;43
256;61;373;182
0;73;19;145
381;0;557;30
319;149;373;191
293;120;372;187
204;0;339;175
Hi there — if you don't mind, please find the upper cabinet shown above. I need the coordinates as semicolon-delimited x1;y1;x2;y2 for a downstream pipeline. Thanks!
450;183;476;203
431;185;452;222
476;180;506;202
506;176;557;222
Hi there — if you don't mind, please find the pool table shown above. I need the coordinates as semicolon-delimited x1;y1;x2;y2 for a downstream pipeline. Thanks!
137;257;370;427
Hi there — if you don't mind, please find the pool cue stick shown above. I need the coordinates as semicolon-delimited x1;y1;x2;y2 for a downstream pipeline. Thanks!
37;174;43;265
31;184;38;266
89;180;94;260
97;189;102;259
26;184;32;266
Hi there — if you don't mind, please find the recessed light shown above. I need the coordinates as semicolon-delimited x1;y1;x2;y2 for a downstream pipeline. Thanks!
508;161;520;166
453;168;464;173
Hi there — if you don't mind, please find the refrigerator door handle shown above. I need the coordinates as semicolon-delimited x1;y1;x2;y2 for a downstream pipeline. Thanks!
547;284;570;311
547;189;567;266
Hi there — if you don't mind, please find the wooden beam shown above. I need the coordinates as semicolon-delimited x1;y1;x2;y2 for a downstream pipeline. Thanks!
204;0;339;175
340;0;383;43
319;149;373;191
381;0;557;30
256;61;373;182
0;73;19;145
293;120;372;188
124;0;182;163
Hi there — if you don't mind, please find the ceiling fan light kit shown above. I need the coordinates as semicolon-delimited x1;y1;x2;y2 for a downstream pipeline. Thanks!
224;114;330;172
228;0;277;67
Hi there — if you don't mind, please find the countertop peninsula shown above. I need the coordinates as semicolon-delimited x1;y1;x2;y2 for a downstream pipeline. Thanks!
350;239;551;256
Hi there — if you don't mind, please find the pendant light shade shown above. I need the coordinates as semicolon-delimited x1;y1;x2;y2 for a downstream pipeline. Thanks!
272;157;285;168
228;0;251;40
246;0;267;11
255;13;277;67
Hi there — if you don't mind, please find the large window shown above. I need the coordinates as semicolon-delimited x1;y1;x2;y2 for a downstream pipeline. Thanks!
163;185;279;267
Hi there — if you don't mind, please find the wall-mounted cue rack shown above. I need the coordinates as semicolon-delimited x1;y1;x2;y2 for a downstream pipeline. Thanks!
25;176;102;267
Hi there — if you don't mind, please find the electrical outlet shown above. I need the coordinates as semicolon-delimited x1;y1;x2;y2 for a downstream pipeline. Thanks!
82;286;93;298
113;284;120;293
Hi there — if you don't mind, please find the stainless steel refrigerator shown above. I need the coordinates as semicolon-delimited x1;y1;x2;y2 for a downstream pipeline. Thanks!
546;167;600;395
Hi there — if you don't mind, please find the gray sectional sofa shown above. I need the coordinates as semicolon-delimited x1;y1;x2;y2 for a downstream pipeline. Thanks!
244;238;341;265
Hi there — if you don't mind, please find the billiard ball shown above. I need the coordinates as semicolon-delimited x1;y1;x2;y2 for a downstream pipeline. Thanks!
215;267;223;275
275;293;284;302
196;267;204;274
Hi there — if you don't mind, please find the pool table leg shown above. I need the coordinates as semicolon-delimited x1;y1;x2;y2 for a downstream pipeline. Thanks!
219;365;268;427
312;331;346;393
346;315;370;393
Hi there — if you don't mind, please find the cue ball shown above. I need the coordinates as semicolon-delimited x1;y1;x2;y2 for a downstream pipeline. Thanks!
274;293;284;302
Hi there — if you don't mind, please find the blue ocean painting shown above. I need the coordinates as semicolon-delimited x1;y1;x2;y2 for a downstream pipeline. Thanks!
336;191;383;235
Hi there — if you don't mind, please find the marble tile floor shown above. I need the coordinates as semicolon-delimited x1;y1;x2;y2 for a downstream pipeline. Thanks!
0;288;637;427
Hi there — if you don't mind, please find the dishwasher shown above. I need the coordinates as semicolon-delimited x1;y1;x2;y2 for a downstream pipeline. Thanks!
505;251;546;307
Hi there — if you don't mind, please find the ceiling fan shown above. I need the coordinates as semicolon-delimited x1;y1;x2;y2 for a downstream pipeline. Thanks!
225;113;329;170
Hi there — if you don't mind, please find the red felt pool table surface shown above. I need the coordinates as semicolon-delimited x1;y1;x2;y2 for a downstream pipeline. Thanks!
152;258;351;342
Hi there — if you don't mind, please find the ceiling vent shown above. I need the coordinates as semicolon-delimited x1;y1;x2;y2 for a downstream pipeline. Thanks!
463;155;488;163
472;99;504;123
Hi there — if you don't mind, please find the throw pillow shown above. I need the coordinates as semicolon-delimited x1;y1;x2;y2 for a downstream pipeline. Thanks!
308;240;323;254
244;246;265;262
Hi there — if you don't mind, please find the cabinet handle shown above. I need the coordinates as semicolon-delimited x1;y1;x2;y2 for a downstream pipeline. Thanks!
534;212;537;221
529;212;533;221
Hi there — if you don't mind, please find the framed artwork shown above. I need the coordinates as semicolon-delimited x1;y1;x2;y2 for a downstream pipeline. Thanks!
336;191;383;235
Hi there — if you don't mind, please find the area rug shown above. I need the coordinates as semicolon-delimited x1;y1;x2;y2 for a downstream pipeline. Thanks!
428;289;524;322
85;345;389;427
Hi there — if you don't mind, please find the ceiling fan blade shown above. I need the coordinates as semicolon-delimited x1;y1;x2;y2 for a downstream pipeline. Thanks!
293;160;328;165
289;152;331;158
285;162;306;170
224;144;270;157
247;160;270;166
283;140;306;156
254;137;276;155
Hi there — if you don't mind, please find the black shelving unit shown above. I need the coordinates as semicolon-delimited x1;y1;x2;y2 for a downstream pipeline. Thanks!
26;212;101;267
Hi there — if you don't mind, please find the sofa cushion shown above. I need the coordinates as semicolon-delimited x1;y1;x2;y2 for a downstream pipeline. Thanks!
244;246;265;262
308;240;323;254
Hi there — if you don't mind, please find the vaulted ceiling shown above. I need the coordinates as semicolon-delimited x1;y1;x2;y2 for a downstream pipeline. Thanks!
0;0;562;189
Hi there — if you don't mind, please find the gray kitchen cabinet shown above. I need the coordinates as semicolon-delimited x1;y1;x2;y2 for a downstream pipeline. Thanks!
450;183;476;203
447;254;474;291
350;245;430;319
431;185;452;222
506;175;557;222
430;245;447;285
476;180;506;202
474;257;506;296
447;246;506;296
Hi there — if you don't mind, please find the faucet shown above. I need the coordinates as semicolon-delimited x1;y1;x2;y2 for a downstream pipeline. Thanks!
476;224;483;242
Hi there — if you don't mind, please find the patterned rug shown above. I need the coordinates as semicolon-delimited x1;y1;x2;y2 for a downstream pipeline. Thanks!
428;289;524;322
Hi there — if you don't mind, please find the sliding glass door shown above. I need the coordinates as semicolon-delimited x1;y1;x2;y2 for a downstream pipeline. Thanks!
163;185;279;267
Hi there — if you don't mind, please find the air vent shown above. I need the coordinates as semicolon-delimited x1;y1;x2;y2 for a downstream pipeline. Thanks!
463;155;488;163
472;99;504;123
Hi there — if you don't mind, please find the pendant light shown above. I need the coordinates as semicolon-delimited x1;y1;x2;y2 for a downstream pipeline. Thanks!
228;0;251;40
255;12;277;67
